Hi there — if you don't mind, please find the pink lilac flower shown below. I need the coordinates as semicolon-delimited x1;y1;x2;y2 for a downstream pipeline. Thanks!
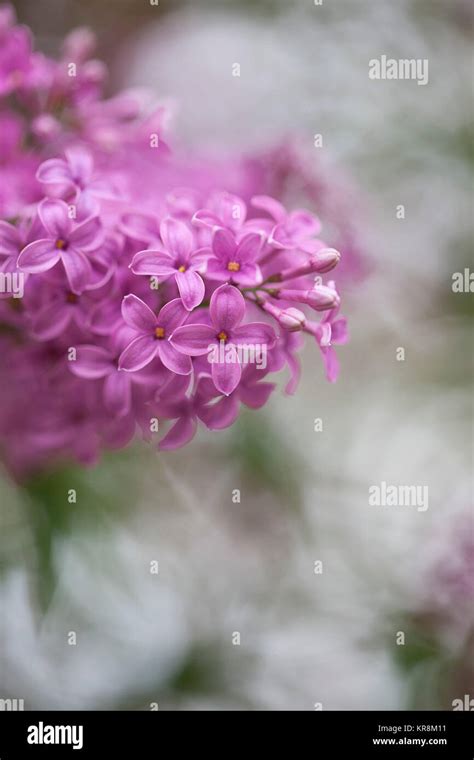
131;217;206;310
251;195;322;251
36;145;116;204
171;284;276;395
205;228;264;286
119;294;192;375
192;191;247;233
18;199;104;294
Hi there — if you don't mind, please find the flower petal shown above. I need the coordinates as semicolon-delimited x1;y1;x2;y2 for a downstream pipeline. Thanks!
121;294;157;333
211;357;242;396
157;340;193;375
104;371;132;417
251;195;286;221
61;247;93;294
235;232;263;262
36;158;72;185
118;334;158;372
192;209;221;229
0;220;21;256
198;395;240;430
157;297;189;333
17;239;60;273
130;249;176;276
69;216;103;251
175;269;205;310
232;322;276;348
160;217;193;259
120;212;158;242
321;346;340;383
212;227;236;261
159;416;197;450
205;258;230;281
32;299;72;340
331;317;348;345
240;380;275;409
69;345;113;379
230;262;262;287
209;283;245;331
38;198;71;238
170;324;216;356
289;209;321;237
65;145;93;184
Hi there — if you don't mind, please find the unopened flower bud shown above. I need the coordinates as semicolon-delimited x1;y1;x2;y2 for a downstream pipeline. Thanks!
277;286;340;311
278;307;306;330
278;248;341;281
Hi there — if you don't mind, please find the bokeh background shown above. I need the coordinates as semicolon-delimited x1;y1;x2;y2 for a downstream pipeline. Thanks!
0;0;472;710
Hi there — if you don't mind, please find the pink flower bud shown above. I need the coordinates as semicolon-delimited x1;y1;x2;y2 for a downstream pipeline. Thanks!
278;307;306;330
277;286;340;311
308;248;341;273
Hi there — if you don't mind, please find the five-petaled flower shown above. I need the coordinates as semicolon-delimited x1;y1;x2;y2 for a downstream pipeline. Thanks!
206;228;264;286
18;198;104;294
119;294;192;375
171;283;276;395
130;217;207;310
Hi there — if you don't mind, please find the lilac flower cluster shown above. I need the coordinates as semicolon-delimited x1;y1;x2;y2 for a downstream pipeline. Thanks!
0;7;347;476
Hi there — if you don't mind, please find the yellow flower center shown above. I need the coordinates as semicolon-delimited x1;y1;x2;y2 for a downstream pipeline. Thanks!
66;292;78;304
178;265;186;273
217;331;228;342
155;326;165;339
227;261;240;272
55;238;67;250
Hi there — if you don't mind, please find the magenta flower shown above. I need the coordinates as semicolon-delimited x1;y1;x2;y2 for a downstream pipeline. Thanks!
130;217;206;310
206;228;263;286
170;284;276;395
252;195;321;250
119;294;192;375
18;199;103;294
37;146;94;193
193;191;247;233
